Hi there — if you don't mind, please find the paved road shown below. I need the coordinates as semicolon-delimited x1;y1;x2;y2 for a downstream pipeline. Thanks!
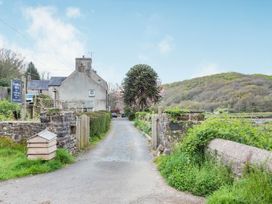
0;119;205;204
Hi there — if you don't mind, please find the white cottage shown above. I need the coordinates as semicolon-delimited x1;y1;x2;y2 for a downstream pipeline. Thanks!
49;57;109;111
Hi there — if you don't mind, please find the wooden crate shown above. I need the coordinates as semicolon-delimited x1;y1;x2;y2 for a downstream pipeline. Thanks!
27;129;57;160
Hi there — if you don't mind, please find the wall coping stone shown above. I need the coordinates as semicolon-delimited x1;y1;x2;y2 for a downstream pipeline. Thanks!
207;138;272;176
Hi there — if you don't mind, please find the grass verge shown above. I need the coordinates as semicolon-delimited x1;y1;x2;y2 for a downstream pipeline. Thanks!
90;131;108;145
157;116;272;201
156;152;233;196
134;119;151;136
0;137;74;181
207;167;272;203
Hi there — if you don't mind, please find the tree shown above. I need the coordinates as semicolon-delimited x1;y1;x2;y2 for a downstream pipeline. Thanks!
0;48;24;87
25;62;40;80
123;64;161;111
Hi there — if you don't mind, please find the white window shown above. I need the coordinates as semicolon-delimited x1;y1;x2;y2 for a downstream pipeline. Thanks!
89;89;95;97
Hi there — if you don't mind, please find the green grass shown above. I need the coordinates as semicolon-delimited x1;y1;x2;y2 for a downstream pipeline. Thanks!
0;137;74;181
157;153;233;196
208;167;272;204
134;119;151;135
90;131;108;145
157;116;272;199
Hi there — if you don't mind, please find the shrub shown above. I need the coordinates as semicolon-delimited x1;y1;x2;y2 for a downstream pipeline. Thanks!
164;106;190;116
124;107;136;121
181;117;272;159
134;111;152;135
83;111;111;138
208;167;272;204
134;119;151;135
0;100;20;121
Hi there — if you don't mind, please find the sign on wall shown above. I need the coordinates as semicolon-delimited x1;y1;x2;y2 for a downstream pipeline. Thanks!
11;79;22;103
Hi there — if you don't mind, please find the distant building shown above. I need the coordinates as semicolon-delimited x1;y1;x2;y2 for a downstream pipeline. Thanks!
27;80;50;95
51;57;109;111
27;57;109;111
48;77;66;99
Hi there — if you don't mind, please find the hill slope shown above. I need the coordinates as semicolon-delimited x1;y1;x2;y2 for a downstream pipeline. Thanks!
161;72;272;112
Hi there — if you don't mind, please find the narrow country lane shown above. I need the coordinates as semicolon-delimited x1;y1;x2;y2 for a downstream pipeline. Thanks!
0;119;205;204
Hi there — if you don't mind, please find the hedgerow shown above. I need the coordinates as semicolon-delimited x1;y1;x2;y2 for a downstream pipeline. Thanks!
84;111;111;138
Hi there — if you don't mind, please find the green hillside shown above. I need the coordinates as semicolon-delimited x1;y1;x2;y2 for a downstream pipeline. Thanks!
161;72;272;112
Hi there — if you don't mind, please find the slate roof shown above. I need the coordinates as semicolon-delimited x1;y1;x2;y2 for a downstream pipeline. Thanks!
48;77;66;86
27;80;50;90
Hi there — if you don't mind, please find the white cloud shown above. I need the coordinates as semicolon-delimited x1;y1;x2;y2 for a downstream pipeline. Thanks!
192;63;224;78
66;7;81;18
158;35;174;55
15;6;87;76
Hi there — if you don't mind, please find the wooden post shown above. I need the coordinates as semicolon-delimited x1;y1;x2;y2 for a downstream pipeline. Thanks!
76;115;90;149
76;117;81;149
152;114;159;149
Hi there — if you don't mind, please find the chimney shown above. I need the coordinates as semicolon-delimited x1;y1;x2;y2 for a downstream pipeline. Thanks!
75;57;92;73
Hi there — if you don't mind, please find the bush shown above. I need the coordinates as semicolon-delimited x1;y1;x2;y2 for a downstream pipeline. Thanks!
84;111;111;138
0;100;20;121
134;111;152;135
181;117;272;159
208;167;272;204
124;107;136;121
134;119;151;135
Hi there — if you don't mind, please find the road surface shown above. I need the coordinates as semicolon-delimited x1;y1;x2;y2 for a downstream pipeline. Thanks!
0;118;205;204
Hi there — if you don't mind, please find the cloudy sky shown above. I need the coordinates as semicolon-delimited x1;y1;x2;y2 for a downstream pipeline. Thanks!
0;0;272;84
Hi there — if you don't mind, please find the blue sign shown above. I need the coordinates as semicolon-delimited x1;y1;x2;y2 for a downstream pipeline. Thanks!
11;79;22;103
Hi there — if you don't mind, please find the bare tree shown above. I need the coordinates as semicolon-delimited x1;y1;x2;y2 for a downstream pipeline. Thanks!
0;48;25;86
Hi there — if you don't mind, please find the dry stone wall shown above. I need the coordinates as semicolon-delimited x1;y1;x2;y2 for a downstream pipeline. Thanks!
0;122;46;141
0;111;79;154
207;139;272;176
40;111;78;154
152;112;204;155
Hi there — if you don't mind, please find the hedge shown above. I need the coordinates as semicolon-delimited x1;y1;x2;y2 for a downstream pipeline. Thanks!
0;100;20;121
84;111;111;138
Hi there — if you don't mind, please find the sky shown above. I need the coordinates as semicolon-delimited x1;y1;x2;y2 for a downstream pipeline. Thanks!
0;0;272;84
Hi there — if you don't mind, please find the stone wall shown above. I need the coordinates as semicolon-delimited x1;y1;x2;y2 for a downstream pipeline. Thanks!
0;111;79;154
152;112;204;155
0;121;46;141
40;111;78;154
207;139;272;176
